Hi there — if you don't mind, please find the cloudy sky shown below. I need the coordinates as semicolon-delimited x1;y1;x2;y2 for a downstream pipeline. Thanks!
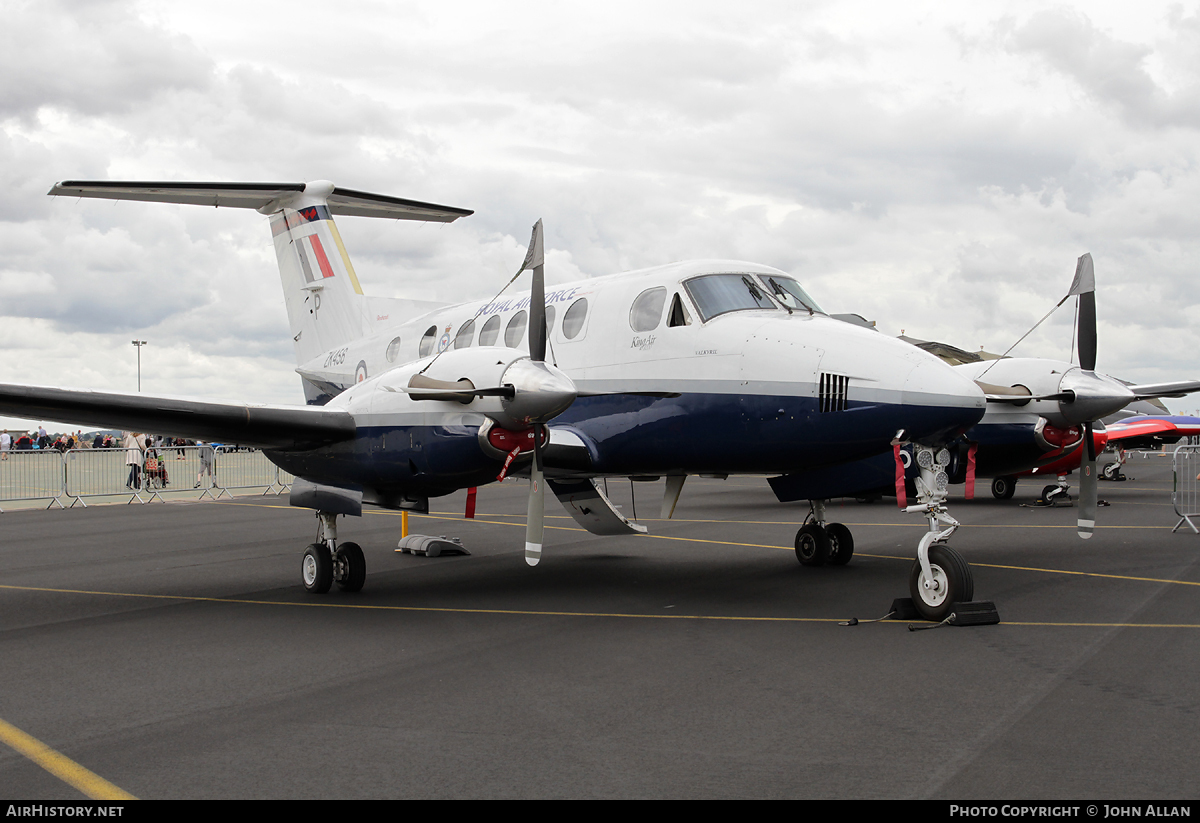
3;0;1199;429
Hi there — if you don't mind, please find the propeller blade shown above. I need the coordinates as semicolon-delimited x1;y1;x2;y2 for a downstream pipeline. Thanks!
1078;422;1097;539
1129;380;1200;399
525;220;547;363
525;424;545;566
1072;254;1097;371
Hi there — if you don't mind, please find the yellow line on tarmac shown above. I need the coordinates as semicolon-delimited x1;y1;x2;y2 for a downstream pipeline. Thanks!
5;583;1200;629
0;717;136;800
0;583;842;623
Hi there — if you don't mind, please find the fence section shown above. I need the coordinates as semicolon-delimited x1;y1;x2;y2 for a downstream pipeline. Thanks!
0;445;292;509
0;450;66;510
1172;444;1200;534
211;448;286;498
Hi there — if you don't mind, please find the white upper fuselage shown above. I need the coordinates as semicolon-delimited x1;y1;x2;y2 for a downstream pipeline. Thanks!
306;260;985;430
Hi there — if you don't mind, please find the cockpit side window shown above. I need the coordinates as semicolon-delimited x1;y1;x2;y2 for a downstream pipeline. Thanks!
683;274;779;323
630;287;667;332
757;275;824;315
667;292;692;327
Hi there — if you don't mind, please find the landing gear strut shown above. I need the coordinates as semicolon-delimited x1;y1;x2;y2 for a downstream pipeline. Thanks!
905;445;974;621
794;500;854;567
303;511;366;594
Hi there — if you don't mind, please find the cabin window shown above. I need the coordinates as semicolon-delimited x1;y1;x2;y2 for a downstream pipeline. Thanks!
563;298;588;339
419;325;437;357
479;315;501;346
630;287;667;332
756;274;824;315
544;305;556;337
454;319;475;349
667;293;691;327
385;336;403;362
505;311;528;347
684;274;778;322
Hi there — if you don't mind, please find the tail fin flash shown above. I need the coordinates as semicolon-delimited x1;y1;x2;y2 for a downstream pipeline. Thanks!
48;178;473;374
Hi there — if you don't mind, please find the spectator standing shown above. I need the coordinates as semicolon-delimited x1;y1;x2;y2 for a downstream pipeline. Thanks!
195;441;215;488
123;431;146;489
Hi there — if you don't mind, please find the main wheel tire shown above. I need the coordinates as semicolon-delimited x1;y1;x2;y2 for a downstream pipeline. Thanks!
908;544;974;621
334;542;366;593
991;476;1016;500
303;543;333;594
795;523;830;566
826;523;854;566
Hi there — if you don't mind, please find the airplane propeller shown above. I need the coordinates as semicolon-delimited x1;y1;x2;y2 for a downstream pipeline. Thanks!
979;254;1145;538
399;220;577;565
399;221;683;564
523;218;552;567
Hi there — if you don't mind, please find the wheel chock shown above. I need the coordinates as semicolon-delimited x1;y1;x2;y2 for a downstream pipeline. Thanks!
886;597;1000;626
396;535;470;557
947;600;1000;626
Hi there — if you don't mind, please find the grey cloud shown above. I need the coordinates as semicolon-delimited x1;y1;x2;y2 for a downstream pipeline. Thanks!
0;0;212;121
1007;9;1200;129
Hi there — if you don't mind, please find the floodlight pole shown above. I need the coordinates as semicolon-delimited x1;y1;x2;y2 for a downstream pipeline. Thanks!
132;340;147;392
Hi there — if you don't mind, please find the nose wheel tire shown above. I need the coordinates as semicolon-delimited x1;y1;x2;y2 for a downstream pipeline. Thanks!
795;523;830;566
908;544;974;622
991;476;1016;500
302;543;333;594
334;542;366;592
825;523;854;566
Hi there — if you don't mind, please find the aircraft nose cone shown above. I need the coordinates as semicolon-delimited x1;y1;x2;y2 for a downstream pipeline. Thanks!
901;356;987;441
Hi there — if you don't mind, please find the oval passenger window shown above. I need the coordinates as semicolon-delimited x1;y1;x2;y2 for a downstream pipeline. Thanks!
505;311;528;347
563;298;588;339
419;325;437;358
479;315;501;346
385;336;403;363
454;319;475;349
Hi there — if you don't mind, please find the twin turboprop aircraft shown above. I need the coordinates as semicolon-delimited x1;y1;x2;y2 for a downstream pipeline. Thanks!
0;180;988;620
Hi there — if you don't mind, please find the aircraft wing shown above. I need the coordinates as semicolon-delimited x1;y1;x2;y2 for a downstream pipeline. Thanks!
1105;415;1200;445
0;384;355;450
48;181;474;222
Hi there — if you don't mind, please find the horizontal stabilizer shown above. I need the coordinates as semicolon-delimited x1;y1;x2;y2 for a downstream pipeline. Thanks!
49;181;473;222
0;384;355;450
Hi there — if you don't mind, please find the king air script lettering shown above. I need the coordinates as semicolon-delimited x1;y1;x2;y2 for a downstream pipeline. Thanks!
631;334;656;351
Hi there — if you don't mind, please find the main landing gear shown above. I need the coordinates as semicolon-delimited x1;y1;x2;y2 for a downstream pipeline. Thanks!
794;500;854;567
302;511;366;594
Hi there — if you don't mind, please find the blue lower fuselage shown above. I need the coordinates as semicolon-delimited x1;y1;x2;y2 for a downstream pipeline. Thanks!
267;392;980;501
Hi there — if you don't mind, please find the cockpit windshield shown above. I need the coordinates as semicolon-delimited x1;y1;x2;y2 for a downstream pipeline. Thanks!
757;275;824;315
683;274;780;322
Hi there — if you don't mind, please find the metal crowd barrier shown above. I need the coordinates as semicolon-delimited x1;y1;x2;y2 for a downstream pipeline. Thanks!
0;450;67;511
0;445;293;509
209;447;287;499
1172;444;1200;534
